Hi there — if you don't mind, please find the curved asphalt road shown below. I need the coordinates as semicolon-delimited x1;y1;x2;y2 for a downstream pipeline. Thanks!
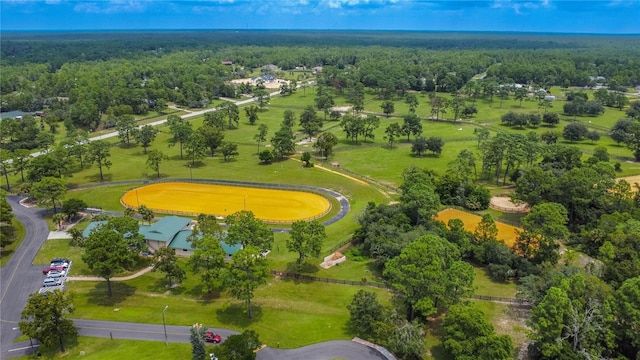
0;198;389;360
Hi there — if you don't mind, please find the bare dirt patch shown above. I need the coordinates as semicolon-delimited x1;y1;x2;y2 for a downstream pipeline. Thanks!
490;196;529;213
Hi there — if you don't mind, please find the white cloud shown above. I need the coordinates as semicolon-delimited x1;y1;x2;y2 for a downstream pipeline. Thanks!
608;0;639;6
74;0;147;14
492;0;551;14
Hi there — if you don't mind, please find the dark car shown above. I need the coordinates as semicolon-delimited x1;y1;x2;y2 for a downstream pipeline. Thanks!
204;332;221;343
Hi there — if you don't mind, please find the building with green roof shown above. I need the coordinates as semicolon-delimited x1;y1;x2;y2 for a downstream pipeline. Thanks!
83;216;242;258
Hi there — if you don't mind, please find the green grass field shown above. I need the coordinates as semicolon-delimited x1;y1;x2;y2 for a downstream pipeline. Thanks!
6;85;639;358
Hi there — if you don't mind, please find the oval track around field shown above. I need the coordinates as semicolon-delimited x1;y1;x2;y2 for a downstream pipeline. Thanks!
122;182;331;223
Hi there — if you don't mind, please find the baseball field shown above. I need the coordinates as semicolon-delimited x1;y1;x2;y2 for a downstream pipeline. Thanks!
435;208;521;247
121;182;332;223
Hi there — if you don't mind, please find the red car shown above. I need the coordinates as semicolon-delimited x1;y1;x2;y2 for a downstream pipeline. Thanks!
204;332;221;343
43;265;65;275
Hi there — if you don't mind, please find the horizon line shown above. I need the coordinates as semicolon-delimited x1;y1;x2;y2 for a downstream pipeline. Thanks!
2;29;639;36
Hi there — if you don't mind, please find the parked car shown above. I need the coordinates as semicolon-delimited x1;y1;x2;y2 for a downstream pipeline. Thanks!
42;278;63;287
46;270;66;278
50;258;69;268
43;265;65;275
204;332;221;343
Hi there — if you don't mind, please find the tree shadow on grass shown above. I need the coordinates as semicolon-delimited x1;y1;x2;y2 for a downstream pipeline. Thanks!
215;303;263;328
284;261;320;274
86;281;136;307
32;335;80;360
83;173;113;183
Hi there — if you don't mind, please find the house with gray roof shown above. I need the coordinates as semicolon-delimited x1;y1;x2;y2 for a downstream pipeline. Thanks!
82;216;241;258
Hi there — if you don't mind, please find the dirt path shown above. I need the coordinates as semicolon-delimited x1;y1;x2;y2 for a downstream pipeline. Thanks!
67;266;154;282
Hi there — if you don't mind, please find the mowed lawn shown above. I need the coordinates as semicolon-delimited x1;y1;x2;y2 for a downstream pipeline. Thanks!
435;208;521;247
121;182;331;223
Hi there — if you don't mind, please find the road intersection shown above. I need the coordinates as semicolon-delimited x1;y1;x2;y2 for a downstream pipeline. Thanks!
0;198;389;359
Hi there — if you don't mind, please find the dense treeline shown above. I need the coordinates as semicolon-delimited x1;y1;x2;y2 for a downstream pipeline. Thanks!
349;150;639;359
3;30;639;67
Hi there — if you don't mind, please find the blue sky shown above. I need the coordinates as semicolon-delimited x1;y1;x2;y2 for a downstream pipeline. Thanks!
1;0;639;34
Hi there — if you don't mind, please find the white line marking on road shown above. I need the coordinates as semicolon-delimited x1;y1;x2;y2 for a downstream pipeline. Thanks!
8;344;39;352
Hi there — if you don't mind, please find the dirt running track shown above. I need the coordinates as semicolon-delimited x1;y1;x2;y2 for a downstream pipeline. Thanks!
122;182;331;223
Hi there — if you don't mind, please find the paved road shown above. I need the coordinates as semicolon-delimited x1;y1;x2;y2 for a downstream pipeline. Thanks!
0;197;51;359
0;198;390;360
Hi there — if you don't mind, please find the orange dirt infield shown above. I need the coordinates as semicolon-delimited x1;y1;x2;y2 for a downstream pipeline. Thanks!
121;182;331;223
435;208;522;247
618;175;640;193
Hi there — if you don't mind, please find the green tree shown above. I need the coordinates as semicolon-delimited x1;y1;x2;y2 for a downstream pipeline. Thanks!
152;246;186;287
254;89;270;111
340;114;365;144
0;149;13;191
401;113;422;142
384;122;402;148
313;132;338;159
218;330;261;360
405;93;419;113
52;212;66;230
190;323;207;360
516;202;568;265
473;213;498;243
222;246;270;319
381;100;395;117
253;123;268;155
168;115;193;159
12;148;31;182
270;126;295;159
287;220;326;266
138;204;154;224
442;303;513;360
0;191;16;247
348;290;387;339
610;276;640;356
87;140;112;181
225;210;273;250
387;320;426;360
19;290;77;353
132;125;158;154
425;136;444;155
244;105;259;125
258;149;273;164
542;112;560;126
299;105;322;140
62;198;86;221
188;215;226;293
185;132;207;166
198;125;224;157
384;234;474;320
115;115;137;146
220;141;239;162
399;167;440;225
562;122;588;142
411;136;428;157
146;150;168;179
301;151;312;167
32;177;67;213
82;222;138;296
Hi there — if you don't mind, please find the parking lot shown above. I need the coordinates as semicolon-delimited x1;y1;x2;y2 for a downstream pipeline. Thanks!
38;258;71;295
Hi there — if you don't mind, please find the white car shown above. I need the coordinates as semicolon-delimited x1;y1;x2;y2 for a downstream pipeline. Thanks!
47;270;67;278
42;278;63;287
